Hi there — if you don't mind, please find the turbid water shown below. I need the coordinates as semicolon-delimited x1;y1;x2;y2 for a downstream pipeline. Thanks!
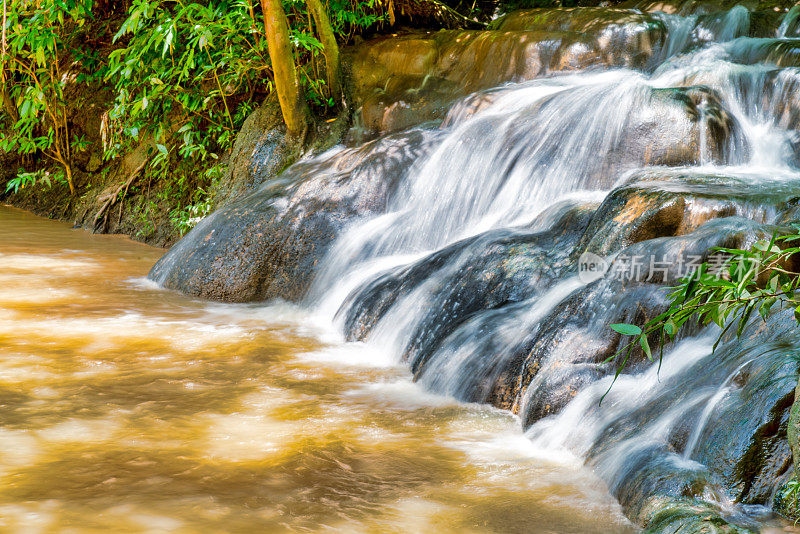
0;205;633;532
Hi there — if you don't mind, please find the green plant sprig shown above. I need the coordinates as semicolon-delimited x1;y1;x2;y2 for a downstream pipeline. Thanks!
604;231;800;400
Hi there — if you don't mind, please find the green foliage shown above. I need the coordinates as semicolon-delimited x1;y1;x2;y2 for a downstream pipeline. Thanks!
607;230;800;393
0;0;388;238
132;198;160;239
0;0;97;193
784;477;800;506
282;0;384;107
104;0;383;161
498;0;562;14
98;0;380;226
170;189;213;235
165;158;225;236
105;0;270;163
5;168;66;193
777;476;800;523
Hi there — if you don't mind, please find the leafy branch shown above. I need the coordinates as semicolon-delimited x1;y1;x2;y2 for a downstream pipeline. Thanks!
605;230;800;398
0;0;96;195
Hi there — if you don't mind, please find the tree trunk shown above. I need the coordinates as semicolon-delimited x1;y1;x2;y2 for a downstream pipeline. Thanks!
1;0;18;124
262;0;309;137
64;163;75;195
305;0;341;102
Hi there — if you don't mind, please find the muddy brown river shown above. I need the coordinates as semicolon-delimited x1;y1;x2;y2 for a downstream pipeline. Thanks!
0;205;633;532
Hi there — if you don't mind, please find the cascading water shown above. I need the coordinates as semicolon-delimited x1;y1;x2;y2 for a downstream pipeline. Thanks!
300;3;800;529
308;6;795;356
149;1;800;530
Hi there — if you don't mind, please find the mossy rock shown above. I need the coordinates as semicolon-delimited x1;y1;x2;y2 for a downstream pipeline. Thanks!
640;496;753;533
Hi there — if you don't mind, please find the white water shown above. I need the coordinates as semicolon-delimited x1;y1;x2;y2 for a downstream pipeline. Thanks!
682;358;753;460
296;4;800;528
309;13;800;320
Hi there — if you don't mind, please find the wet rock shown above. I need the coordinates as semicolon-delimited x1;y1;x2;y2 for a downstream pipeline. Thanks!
505;278;672;420
722;37;800;69
357;75;461;135
340;200;597;373
491;7;667;65
148;129;438;302
347;30;589;135
605;85;746;174
513;217;774;426
764;70;800;133
443;84;745;191
638;496;752;533
691;313;799;506
346;8;673;136
576;305;800;532
613;446;712;516
491;7;661;32
623;0;759;16
212;100;293;207
576;169;800;258
667;66;800;140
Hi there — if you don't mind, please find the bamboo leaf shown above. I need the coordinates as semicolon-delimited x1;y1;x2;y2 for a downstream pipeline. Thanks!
611;324;642;336
640;335;652;361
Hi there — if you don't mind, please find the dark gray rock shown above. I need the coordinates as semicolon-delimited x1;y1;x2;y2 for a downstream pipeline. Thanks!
148;129;438;302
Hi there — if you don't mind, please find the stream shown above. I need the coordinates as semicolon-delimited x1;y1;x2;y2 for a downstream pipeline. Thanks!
0;205;632;532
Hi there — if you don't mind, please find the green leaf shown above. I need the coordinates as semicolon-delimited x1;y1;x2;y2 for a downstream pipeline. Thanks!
162;27;175;57
663;318;676;337
736;303;755;339
759;297;776;320
640;335;653;361
610;323;642;336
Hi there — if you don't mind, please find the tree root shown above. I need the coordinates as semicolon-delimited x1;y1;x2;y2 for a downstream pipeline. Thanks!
92;157;149;233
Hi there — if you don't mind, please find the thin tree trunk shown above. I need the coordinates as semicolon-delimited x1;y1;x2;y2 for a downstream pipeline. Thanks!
262;0;308;137
64;163;75;196
305;0;340;102
0;0;18;123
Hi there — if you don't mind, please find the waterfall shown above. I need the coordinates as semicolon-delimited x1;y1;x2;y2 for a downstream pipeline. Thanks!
308;7;796;330
299;3;800;527
682;359;753;460
307;71;659;314
151;1;800;529
778;5;800;37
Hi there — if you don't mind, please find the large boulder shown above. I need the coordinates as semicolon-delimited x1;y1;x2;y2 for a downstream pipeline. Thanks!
148;129;439;301
346;7;672;135
575;169;800;258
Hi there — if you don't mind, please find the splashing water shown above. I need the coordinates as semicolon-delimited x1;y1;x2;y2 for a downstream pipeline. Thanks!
297;2;800;530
